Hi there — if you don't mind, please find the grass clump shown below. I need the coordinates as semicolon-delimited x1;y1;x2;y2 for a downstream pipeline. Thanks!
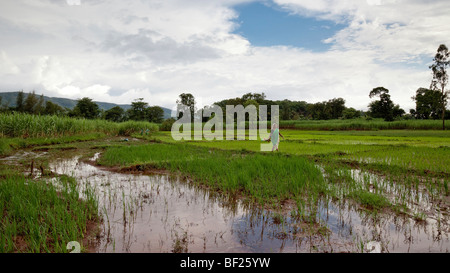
0;169;99;253
98;143;326;207
350;190;390;209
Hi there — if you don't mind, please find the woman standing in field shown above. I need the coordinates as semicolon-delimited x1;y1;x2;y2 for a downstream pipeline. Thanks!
266;123;284;152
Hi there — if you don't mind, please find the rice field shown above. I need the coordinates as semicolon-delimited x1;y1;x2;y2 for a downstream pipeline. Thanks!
0;168;99;252
1;115;449;253
139;129;450;217
98;143;327;208
279;118;450;131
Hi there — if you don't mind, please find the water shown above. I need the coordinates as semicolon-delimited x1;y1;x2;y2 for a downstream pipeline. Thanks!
21;152;450;253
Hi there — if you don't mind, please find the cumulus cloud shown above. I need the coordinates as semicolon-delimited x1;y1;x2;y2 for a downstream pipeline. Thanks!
0;0;448;111
274;0;450;62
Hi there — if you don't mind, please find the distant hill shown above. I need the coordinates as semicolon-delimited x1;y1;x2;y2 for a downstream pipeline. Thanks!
0;91;172;119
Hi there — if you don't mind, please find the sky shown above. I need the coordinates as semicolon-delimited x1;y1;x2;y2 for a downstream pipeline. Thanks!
0;0;449;112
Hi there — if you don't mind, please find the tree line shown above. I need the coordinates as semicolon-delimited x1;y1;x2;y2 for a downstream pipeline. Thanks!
174;86;448;123
174;44;449;128
0;93;164;123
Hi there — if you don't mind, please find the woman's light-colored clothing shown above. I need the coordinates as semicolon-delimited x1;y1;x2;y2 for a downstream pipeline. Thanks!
271;128;279;149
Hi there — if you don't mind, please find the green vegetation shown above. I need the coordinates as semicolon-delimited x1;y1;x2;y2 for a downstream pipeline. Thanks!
278;118;450;130
0;112;158;155
0;91;172;121
0;112;158;138
126;98;165;123
0;169;99;253
1;112;449;252
69;97;100;119
429;44;449;130
133;128;449;217
1;44;448;253
368;87;404;121
98;143;326;207
0;133;106;156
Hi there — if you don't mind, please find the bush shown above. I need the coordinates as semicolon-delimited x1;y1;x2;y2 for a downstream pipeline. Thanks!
160;118;176;131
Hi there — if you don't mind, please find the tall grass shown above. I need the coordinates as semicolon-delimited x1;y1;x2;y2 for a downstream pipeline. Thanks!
0;171;99;253
0;113;159;138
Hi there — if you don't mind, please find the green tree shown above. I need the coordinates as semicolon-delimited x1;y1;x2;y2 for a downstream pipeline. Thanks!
24;91;38;114
342;107;361;119
412;87;442;119
105;106;125;122
147;106;164;123
160;117;176;131
15;90;25;112
34;94;45;114
127;98;149;121
305;98;346;120
243;99;259;120
290;101;309;119
308;102;329;120
368;87;395;121
44;101;65;116
176;93;196;121
0;96;5;112
71;97;100;119
279;100;293;120
242;92;266;103
327;97;346;119
429;44;449;130
392;104;405;119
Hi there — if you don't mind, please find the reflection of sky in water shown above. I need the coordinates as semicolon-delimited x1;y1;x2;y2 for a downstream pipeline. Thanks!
47;153;449;253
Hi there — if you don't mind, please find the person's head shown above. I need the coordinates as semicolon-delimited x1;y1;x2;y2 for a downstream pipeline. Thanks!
272;123;278;130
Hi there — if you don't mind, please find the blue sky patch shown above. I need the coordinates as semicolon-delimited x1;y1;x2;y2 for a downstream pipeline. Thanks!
232;1;346;51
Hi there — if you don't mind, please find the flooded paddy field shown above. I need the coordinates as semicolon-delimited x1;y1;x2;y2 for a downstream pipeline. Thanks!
50;152;450;253
1;131;449;253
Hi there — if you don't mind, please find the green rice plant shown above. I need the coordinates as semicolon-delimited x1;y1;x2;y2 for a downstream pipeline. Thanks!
184;118;450;131
349;190;390;209
139;128;450;214
279;118;450;131
98;143;326;207
0;169;99;253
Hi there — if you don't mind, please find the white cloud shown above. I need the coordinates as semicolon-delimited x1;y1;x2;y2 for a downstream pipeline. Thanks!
0;51;20;75
0;0;448;112
274;0;450;62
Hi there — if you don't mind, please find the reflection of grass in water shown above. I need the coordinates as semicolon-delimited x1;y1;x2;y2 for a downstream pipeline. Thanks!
0;168;99;253
172;231;189;253
99;143;326;210
143;129;450;217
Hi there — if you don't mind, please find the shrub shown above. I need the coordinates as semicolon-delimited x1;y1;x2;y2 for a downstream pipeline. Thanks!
160;118;176;131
